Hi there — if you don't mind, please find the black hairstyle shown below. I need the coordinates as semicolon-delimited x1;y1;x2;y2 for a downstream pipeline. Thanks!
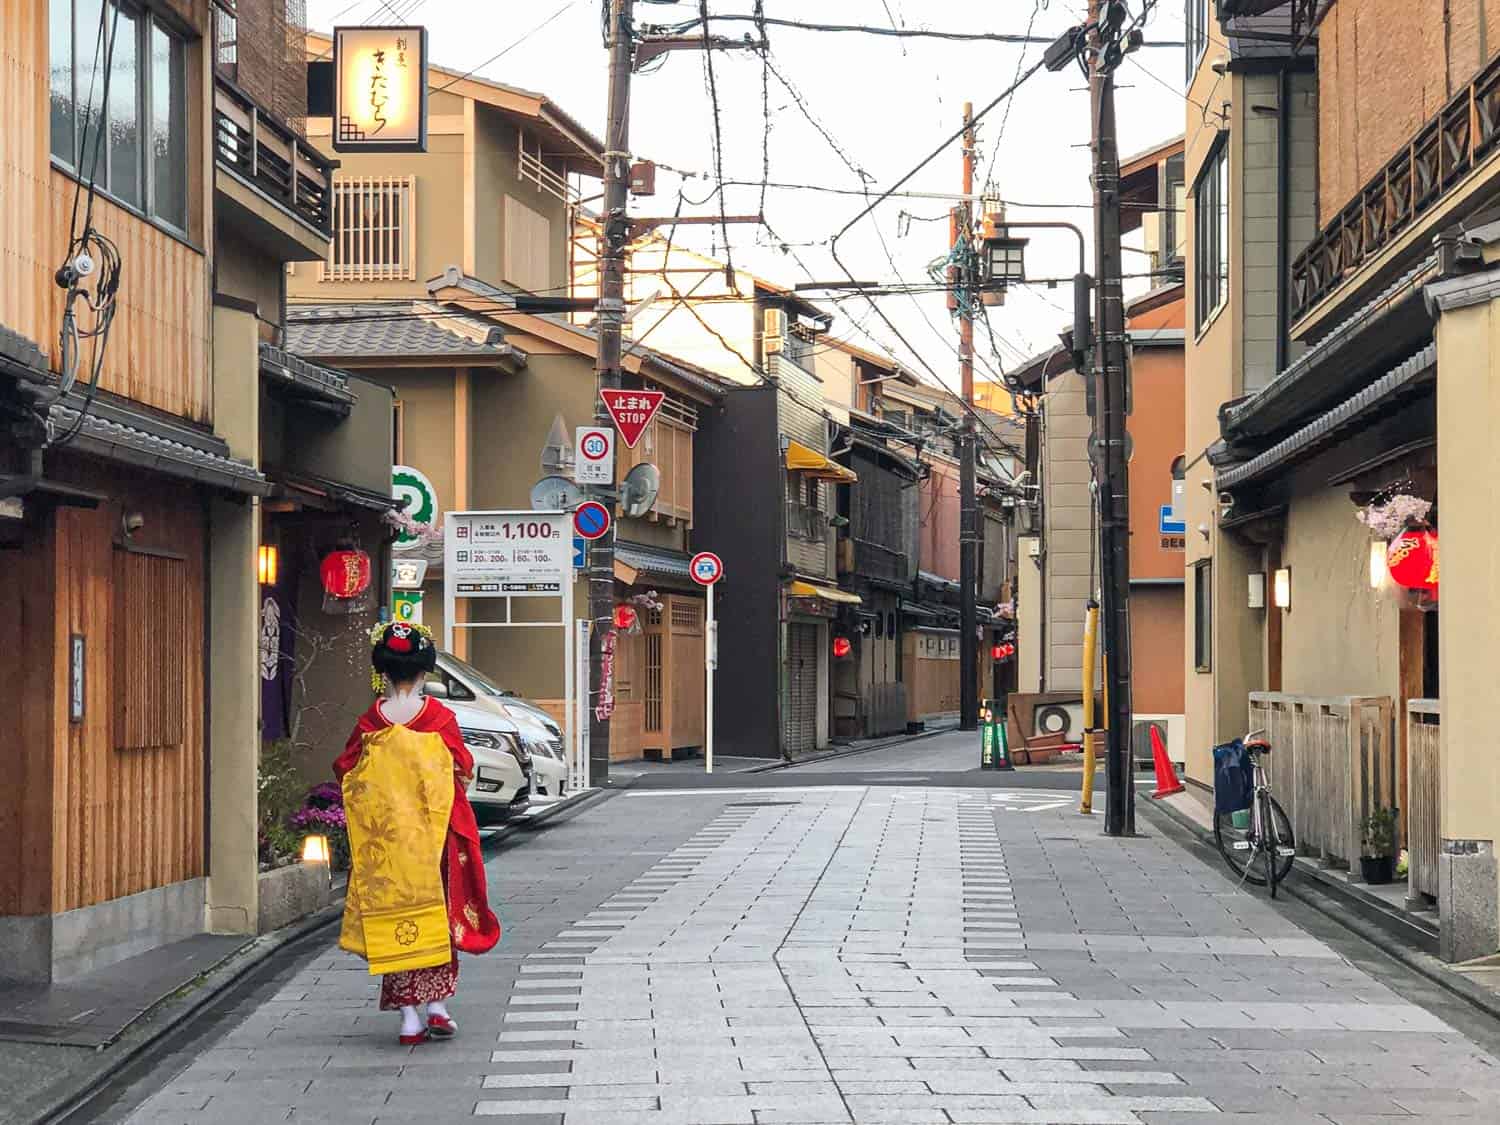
371;622;437;686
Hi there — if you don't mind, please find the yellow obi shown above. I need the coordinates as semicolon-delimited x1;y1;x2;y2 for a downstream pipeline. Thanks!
339;724;456;975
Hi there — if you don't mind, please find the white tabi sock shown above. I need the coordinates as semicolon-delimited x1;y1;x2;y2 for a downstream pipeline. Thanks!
399;1005;423;1037
427;999;451;1022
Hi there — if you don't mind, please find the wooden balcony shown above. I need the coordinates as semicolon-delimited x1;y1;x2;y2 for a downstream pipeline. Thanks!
214;74;334;239
1291;52;1500;322
1247;692;1396;876
1406;699;1441;905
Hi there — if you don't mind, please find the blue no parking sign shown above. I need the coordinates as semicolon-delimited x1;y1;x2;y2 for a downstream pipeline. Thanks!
573;500;611;540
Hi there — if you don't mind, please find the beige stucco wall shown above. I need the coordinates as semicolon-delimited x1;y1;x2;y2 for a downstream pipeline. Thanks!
1278;486;1400;702
207;305;261;934
1182;12;1248;784
1017;536;1042;694
1042;368;1093;692
1436;299;1500;842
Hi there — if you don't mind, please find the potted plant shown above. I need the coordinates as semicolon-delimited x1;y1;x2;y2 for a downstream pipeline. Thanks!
1360;807;1398;884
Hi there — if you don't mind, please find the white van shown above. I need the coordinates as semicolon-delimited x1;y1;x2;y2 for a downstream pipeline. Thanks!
425;653;570;799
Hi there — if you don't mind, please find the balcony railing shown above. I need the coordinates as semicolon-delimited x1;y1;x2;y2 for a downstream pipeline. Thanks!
1406;699;1441;904
1291;52;1500;321
214;75;335;237
1247;692;1396;876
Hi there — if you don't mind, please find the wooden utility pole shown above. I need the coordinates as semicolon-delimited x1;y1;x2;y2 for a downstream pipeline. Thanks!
588;0;635;783
958;101;979;733
1088;0;1136;835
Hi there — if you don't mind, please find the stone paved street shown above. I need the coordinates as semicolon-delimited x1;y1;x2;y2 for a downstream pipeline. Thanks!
96;758;1500;1124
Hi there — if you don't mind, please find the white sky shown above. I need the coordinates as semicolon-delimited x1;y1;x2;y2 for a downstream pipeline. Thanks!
307;0;1189;396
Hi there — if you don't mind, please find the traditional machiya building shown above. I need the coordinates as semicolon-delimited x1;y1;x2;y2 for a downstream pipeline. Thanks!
1185;0;1500;961
0;0;386;978
288;274;727;764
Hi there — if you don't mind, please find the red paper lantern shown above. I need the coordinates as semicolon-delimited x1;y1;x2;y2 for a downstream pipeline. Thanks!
991;644;1004;660
832;635;852;659
613;604;638;631
1386;530;1439;590
320;549;372;599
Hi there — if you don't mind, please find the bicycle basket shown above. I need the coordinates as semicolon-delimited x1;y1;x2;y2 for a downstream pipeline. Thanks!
1212;739;1254;814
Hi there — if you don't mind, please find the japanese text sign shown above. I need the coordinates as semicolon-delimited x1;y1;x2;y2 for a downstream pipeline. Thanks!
333;26;428;152
600;388;665;449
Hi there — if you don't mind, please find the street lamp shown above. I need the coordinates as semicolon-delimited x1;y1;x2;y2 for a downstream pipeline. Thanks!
983;236;1029;287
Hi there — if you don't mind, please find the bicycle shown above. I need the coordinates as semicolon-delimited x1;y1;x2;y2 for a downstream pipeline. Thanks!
1213;730;1296;898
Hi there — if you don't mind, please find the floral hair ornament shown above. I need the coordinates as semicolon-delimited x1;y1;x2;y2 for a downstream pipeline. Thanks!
367;620;437;692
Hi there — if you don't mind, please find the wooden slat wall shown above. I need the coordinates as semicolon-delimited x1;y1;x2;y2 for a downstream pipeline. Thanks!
49;463;207;913
0;521;62;917
0;1;212;424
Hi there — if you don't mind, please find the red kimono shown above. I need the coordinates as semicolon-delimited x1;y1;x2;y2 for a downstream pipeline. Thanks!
336;696;500;1008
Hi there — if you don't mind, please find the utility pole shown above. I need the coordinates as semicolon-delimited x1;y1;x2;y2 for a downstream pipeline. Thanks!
588;0;635;784
957;101;979;733
1088;0;1136;835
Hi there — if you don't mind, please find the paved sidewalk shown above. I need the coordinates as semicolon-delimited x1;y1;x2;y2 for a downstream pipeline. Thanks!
108;783;1500;1124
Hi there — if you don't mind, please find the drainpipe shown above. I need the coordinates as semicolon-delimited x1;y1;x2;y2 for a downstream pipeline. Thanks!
1276;64;1291;375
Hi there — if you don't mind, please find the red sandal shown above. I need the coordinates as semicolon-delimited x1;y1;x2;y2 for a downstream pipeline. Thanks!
426;1014;457;1039
398;1029;429;1046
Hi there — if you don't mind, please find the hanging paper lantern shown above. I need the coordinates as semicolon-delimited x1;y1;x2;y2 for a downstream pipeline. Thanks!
832;635;852;659
320;549;373;599
613;604;639;632
1386;529;1438;590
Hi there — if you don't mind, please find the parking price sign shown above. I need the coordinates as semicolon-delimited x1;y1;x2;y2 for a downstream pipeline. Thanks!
445;512;568;597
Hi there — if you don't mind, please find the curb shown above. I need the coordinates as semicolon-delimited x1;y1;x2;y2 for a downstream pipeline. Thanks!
33;785;613;1125
745;724;961;773
1139;797;1500;1029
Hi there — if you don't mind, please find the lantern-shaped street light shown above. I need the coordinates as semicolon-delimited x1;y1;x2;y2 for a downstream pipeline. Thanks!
983;235;1029;288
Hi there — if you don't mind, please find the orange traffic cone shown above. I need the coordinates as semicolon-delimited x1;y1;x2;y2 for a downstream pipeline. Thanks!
1148;723;1185;799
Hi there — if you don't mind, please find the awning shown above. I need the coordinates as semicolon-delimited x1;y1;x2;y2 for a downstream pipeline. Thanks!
787;580;862;605
784;440;858;483
615;541;696;586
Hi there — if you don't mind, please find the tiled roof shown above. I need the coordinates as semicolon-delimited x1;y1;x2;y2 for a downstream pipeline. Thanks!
259;343;357;410
47;401;268;495
0;324;48;379
1221;255;1437;441
1217;344;1437;491
431;270;728;399
285;304;526;362
616;541;694;582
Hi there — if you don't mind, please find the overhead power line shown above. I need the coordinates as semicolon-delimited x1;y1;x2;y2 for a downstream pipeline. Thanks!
646;13;1185;47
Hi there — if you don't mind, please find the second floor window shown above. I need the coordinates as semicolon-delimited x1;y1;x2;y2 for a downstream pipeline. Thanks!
50;0;188;230
1194;140;1228;332
324;176;416;281
1185;0;1209;81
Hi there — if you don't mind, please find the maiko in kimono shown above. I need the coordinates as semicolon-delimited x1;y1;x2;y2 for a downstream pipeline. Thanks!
335;621;500;1044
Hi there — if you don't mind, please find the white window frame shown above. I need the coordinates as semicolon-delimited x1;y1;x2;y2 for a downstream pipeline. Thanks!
322;175;417;281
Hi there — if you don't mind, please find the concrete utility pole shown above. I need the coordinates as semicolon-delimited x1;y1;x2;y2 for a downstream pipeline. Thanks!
1088;0;1136;836
588;0;635;783
957;101;979;733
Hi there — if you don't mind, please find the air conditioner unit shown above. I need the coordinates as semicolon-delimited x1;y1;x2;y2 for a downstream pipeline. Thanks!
763;307;785;355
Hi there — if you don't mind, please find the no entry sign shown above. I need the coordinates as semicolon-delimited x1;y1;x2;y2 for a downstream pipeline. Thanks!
600;389;665;449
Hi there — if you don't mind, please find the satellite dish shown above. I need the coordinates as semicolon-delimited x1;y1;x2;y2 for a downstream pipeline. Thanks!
530;475;584;511
621;462;661;518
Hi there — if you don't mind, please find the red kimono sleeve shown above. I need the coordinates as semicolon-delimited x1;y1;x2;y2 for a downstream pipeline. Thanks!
333;709;382;779
436;714;475;778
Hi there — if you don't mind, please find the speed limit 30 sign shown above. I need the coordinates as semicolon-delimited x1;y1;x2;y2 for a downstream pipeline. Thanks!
574;426;614;484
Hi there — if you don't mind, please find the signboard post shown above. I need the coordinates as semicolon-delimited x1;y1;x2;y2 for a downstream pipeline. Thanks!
690;552;724;773
574;426;615;485
444;510;583;787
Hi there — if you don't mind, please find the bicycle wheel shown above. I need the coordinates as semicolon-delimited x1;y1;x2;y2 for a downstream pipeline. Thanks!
1215;804;1268;885
1262;793;1295;891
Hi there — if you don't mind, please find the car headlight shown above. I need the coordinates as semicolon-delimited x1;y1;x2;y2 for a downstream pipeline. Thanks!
460;727;506;750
